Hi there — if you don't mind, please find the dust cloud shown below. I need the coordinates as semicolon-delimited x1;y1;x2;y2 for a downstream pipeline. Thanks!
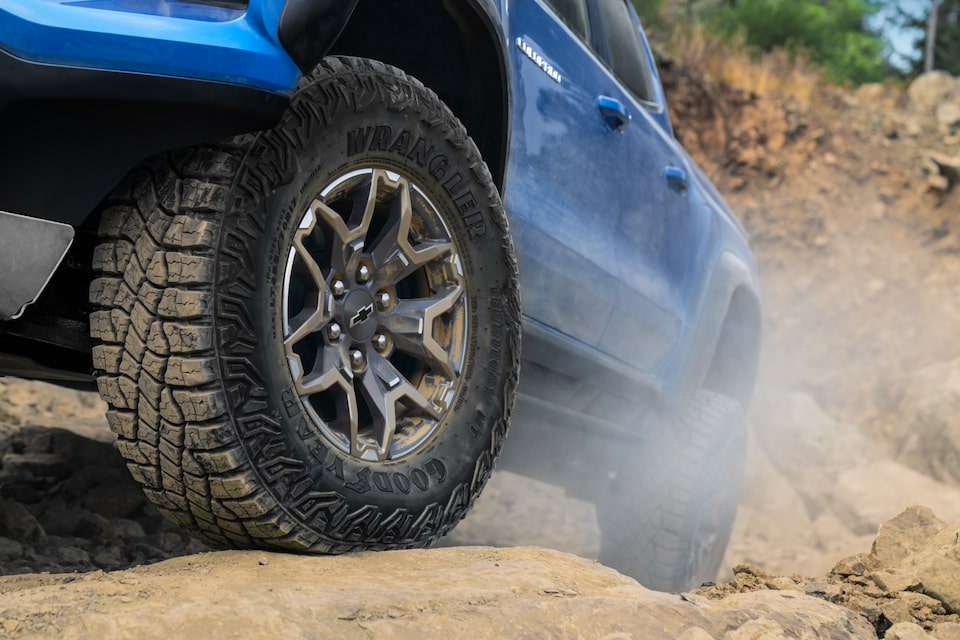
453;68;960;583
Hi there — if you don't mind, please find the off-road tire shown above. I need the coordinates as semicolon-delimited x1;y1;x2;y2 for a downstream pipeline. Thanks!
596;391;746;591
88;57;521;552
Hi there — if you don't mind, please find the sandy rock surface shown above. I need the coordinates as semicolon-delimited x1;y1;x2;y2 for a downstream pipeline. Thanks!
0;547;876;640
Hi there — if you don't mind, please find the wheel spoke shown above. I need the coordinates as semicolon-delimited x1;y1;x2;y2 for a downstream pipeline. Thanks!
356;352;439;461
381;285;463;379
284;307;326;350
312;169;386;273
288;346;360;451
296;346;351;395
370;178;453;287
284;212;334;349
292;211;327;291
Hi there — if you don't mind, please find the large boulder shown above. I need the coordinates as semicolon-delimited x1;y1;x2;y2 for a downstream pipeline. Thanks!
909;72;960;118
887;508;960;616
937;102;960;135
893;359;960;485
0;547;877;639
751;390;884;521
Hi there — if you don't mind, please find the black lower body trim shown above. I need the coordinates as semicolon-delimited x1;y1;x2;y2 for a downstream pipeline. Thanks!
0;47;289;226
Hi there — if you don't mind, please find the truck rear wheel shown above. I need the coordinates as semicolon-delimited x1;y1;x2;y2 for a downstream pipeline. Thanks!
596;391;746;591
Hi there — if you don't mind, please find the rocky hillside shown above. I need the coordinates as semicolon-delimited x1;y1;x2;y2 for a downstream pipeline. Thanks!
655;63;960;578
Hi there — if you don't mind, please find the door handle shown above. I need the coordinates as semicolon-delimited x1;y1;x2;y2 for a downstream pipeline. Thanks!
664;165;689;193
597;96;631;131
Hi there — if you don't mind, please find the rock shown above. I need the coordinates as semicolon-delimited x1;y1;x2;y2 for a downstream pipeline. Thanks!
148;532;189;553
92;545;126;570
113;519;146;540
937;102;960;133
749;390;949;549
913;544;960;614
38;502;82;537
931;152;960;184
909;72;960;116
706;509;960;633
887;622;932;640
871;570;922;593
933;622;960;640
726;388;957;578
0;549;879;639
894;360;960;484
861;509;960;620
881;591;953;626
872;506;946;567
803;580;842;600
832;554;870;577
846;596;884;627
881;112;923;140
856;83;891;108
0;453;68;480
0;499;46;544
837;462;960;538
75;512;116;541
0;536;23;560
63;466;126;500
752;391;884;522
80;481;146;519
929;174;951;192
55;546;91;566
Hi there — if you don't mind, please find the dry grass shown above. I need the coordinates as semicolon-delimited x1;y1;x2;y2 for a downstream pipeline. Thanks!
665;24;825;107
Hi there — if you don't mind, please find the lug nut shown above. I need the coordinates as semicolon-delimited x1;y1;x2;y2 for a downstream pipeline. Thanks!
357;264;372;283
327;323;342;341
372;334;388;353
350;349;365;371
332;279;346;297
376;291;392;310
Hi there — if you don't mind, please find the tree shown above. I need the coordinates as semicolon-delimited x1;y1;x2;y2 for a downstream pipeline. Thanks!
906;0;960;75
632;0;664;25
926;0;941;71
707;0;888;84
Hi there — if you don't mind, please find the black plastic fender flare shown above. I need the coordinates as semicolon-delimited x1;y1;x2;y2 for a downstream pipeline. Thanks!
278;0;360;74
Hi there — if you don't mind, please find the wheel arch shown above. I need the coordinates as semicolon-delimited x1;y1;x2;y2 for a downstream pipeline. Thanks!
701;285;762;410
672;249;761;412
328;0;510;190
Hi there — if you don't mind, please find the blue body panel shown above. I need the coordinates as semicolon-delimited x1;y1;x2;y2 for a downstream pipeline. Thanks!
0;0;300;92
500;0;757;399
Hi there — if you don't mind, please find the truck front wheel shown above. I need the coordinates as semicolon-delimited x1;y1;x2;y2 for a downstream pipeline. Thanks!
88;57;521;552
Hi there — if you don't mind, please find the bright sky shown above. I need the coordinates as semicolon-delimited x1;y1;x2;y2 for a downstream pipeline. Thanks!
870;0;930;71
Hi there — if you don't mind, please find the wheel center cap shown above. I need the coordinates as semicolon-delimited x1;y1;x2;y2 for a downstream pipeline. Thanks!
343;290;378;341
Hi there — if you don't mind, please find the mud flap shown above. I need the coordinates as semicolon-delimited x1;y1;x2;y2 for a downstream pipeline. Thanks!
0;210;74;319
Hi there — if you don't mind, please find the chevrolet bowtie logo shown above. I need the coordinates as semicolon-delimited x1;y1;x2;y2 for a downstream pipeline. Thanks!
350;303;375;328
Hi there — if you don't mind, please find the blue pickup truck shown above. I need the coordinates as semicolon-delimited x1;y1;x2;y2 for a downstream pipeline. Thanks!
0;0;760;591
